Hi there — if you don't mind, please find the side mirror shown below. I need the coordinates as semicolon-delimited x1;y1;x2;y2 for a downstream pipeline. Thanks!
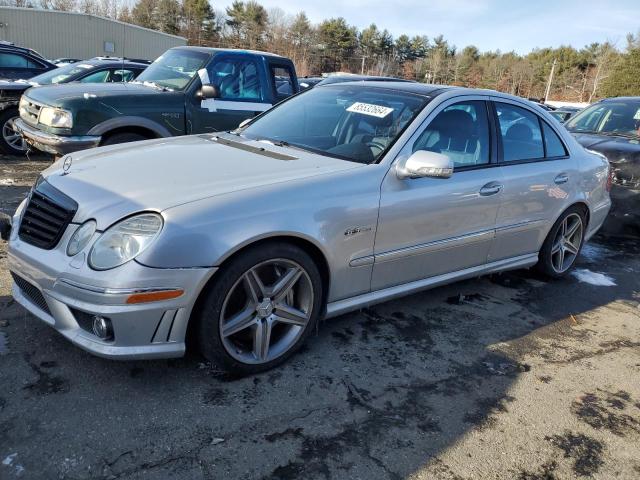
395;150;454;180
198;84;220;99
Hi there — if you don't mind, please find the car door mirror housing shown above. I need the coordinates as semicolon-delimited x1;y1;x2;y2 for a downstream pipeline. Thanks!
395;150;454;179
198;84;220;99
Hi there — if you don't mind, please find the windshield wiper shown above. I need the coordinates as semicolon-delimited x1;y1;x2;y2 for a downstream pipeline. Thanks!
597;131;640;140
132;80;171;92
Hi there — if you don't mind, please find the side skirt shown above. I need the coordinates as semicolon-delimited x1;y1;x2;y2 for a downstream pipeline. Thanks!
325;253;538;319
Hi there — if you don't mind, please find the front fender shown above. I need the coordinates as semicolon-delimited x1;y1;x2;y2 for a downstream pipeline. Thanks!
87;116;173;138
135;166;386;302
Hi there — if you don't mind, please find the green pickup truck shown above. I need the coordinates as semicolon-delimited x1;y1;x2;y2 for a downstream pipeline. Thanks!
16;47;299;155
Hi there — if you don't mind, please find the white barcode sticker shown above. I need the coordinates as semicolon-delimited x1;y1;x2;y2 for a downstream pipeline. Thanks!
346;102;394;118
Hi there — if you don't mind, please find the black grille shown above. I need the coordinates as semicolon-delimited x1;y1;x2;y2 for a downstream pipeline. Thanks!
18;180;77;250
11;272;51;316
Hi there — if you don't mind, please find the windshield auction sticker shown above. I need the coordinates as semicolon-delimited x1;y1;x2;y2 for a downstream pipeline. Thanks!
347;102;394;118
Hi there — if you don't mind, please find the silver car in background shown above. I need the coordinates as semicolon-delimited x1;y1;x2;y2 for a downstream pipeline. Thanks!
7;82;611;373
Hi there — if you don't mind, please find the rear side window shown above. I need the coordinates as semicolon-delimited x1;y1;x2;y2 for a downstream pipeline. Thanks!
542;122;567;157
496;103;544;161
79;70;110;83
208;59;262;101
270;65;296;101
0;53;37;68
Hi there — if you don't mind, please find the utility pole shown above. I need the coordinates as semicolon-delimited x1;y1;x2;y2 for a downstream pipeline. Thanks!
544;59;557;102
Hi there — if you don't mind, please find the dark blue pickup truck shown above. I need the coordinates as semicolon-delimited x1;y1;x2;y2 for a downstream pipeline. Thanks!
16;47;300;155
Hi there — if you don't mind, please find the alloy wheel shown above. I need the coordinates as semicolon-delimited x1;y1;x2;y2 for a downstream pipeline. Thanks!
219;258;314;365
2;116;27;152
551;213;583;273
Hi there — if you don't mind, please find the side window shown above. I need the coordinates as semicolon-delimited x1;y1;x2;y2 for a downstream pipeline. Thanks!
542;122;567;157
496;103;544;161
0;53;29;68
108;69;137;82
270;65;295;101
208;59;262;101
412;100;490;168
79;70;110;83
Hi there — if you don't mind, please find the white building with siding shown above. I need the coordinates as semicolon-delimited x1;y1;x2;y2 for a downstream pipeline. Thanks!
0;7;186;61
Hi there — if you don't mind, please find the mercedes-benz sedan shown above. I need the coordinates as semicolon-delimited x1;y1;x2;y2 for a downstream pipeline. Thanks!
5;82;612;373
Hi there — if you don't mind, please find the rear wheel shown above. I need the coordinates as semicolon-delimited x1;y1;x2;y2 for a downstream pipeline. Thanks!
196;242;323;374
0;109;28;156
537;206;586;278
101;132;149;146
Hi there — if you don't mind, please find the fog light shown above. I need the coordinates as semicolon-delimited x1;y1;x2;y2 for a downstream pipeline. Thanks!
92;316;113;340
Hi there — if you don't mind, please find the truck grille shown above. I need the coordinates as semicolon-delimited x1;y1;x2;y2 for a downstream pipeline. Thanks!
18;179;77;250
11;272;51;316
19;97;43;126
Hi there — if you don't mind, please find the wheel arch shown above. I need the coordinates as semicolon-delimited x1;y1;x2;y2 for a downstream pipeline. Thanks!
185;234;332;350
88;116;172;139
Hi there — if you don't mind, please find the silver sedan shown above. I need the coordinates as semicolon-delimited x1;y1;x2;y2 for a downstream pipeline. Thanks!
6;82;611;373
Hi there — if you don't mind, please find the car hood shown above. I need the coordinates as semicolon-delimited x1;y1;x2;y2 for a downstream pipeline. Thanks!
572;132;640;163
42;134;363;228
22;82;169;108
0;79;32;92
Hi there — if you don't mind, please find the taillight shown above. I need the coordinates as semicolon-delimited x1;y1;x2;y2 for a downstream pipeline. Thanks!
606;166;614;192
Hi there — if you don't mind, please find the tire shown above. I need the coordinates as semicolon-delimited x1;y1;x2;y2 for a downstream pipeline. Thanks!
101;132;149;146
536;205;587;278
0;108;28;156
196;242;323;374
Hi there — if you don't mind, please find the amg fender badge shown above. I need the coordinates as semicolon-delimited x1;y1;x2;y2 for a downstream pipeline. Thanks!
344;226;372;237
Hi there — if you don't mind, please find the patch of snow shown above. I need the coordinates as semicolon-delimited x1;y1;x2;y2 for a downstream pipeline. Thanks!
0;178;15;186
3;453;17;465
571;269;616;286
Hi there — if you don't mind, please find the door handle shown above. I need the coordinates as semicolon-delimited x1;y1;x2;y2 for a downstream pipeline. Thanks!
479;182;503;196
554;173;569;185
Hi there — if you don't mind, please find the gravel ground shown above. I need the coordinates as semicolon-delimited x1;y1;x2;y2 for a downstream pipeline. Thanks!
1;154;639;480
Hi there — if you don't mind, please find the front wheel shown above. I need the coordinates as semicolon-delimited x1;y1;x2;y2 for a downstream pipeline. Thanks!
537;206;586;278
196;242;323;374
0;109;28;156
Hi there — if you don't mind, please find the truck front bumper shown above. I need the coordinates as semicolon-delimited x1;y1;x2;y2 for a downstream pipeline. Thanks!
14;118;101;155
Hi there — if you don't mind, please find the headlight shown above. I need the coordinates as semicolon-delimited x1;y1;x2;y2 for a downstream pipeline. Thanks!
67;220;97;256
39;106;73;128
18;96;29;119
89;213;163;270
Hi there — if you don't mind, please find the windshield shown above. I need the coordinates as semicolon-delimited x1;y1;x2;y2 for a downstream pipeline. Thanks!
135;49;209;91
28;63;96;85
566;101;640;138
240;85;429;164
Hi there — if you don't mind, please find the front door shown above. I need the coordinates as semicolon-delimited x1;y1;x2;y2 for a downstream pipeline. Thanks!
187;54;271;134
372;97;503;291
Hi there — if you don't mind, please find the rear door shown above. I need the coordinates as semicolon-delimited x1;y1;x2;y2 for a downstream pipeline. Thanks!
188;53;272;133
488;99;578;261
372;95;503;291
0;52;47;80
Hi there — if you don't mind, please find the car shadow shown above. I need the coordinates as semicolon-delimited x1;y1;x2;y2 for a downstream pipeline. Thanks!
1;234;637;478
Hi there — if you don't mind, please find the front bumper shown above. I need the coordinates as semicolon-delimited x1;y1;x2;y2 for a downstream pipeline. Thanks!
14;118;101;155
7;221;216;360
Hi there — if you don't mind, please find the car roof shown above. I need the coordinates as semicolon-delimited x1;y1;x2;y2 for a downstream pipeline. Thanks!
81;58;149;68
600;96;640;102
0;43;55;65
171;46;282;58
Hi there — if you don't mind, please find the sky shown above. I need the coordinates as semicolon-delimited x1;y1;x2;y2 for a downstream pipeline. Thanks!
218;0;640;54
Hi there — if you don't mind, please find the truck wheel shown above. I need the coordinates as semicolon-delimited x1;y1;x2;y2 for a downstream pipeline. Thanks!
101;132;149;146
196;242;323;374
0;109;28;156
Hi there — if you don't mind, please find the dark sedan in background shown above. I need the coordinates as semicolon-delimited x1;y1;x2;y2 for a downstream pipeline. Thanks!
565;97;640;236
0;42;56;81
0;58;147;155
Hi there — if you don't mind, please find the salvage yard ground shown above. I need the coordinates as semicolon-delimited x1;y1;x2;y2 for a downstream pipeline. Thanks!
1;155;640;479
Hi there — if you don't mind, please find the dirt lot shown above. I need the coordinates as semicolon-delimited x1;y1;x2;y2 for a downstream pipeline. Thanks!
1;154;639;480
